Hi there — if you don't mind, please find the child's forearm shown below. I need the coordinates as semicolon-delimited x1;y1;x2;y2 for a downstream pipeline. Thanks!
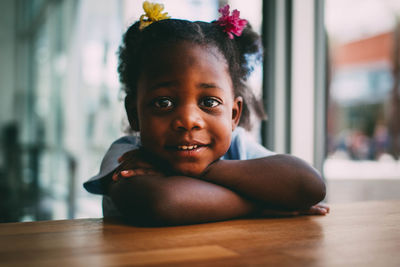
201;154;326;210
108;175;256;226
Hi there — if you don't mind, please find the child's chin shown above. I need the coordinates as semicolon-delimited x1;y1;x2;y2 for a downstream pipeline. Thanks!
173;165;206;177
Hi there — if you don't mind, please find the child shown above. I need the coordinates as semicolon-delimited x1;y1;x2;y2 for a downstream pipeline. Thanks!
84;1;328;226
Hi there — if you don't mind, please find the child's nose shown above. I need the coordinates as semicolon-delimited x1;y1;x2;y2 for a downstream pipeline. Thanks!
171;105;205;131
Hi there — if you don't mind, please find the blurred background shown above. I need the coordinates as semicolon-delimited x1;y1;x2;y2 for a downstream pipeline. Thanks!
0;0;399;222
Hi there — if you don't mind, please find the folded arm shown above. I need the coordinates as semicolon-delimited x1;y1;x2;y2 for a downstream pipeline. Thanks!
201;154;326;211
109;153;326;226
108;175;256;226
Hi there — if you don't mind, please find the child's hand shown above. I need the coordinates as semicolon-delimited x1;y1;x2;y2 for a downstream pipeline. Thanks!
304;203;330;215
259;203;330;217
112;149;163;181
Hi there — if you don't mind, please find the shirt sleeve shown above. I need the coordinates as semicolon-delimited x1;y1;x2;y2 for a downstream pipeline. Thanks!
222;127;276;160
83;136;140;195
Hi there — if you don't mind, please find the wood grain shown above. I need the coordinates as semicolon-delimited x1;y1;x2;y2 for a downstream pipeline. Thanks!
0;200;399;267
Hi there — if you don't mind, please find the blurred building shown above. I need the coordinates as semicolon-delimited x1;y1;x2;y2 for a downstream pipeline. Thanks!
328;31;397;160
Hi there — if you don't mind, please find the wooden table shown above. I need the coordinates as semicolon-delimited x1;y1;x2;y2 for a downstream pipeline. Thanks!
0;200;399;267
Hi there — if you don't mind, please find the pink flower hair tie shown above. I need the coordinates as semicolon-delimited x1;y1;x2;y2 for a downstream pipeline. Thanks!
214;5;247;39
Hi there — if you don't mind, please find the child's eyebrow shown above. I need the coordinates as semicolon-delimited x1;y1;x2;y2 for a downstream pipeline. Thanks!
149;81;177;91
197;83;225;91
149;82;225;91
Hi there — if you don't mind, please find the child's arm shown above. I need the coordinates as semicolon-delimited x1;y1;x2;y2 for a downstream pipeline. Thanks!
108;174;257;226
200;155;326;211
109;152;326;225
108;148;259;225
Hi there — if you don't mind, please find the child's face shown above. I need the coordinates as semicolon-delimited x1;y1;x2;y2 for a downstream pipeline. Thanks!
128;42;242;176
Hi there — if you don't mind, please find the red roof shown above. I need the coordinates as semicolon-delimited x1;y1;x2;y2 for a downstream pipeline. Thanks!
333;32;395;67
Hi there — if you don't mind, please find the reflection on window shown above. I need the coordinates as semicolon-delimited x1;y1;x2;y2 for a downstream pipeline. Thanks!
324;0;400;203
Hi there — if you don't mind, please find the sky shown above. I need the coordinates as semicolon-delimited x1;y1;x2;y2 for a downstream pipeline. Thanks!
325;0;400;43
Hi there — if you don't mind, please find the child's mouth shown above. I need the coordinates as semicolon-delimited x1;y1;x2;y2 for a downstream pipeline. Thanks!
170;144;206;158
165;143;208;155
177;145;199;150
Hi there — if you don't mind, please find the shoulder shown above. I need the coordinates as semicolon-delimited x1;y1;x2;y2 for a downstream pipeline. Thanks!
223;127;276;160
83;135;141;195
99;135;140;174
112;135;140;146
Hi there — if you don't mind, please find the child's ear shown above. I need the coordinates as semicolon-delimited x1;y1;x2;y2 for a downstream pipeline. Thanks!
232;96;243;131
125;95;140;131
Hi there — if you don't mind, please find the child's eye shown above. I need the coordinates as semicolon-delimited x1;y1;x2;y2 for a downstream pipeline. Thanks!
200;97;221;108
153;97;174;109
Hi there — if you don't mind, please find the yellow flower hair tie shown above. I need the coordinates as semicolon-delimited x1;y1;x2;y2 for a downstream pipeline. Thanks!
139;1;170;30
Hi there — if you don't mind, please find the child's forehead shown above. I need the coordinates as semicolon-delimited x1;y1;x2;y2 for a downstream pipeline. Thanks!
146;41;226;63
137;42;234;95
141;42;228;74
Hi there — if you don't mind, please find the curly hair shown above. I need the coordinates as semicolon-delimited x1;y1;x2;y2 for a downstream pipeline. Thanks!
118;18;265;130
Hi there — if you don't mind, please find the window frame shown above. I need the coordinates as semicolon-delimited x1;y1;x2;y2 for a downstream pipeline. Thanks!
262;0;326;172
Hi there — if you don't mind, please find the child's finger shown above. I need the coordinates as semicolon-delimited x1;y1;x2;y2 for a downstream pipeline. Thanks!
306;206;328;215
317;207;328;215
112;170;141;181
120;170;135;177
312;204;330;214
119;169;162;177
318;204;330;213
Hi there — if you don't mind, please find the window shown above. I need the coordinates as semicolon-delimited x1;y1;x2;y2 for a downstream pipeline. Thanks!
324;0;400;203
0;0;263;222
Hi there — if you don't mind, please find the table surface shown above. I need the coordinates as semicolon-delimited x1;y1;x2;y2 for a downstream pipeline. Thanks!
1;200;399;267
